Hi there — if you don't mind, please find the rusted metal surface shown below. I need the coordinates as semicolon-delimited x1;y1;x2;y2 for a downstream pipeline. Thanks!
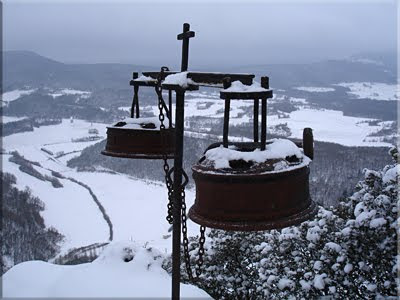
101;127;174;159
142;71;255;86
220;90;273;100
162;83;199;91
189;163;317;231
303;127;314;160
188;141;316;231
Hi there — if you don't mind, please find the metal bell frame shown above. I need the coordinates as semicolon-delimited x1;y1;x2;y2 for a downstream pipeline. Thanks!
102;23;318;299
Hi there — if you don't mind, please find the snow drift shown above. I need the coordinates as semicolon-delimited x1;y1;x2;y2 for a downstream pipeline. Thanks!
2;241;210;298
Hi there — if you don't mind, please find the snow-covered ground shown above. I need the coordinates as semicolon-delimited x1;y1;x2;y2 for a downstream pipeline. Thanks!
49;89;91;99
2;155;109;254
68;171;198;254
336;82;398;101
146;96;254;126
267;108;394;147
2;119;109;253
118;106;131;112
1;89;36;106
294;87;335;92
4;119;106;165
2;241;209;298
143;95;393;147
1;116;28;123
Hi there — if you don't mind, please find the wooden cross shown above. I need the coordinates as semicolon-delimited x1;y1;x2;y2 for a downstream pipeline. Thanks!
177;23;195;72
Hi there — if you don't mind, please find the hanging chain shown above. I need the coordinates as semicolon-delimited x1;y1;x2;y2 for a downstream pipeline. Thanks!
180;173;193;280
196;225;206;276
155;67;207;281
155;66;174;224
180;172;206;281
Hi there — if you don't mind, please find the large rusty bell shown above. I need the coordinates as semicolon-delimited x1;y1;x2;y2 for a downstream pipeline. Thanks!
188;77;317;231
188;135;317;232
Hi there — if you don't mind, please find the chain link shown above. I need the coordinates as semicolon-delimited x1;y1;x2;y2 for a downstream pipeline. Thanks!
155;67;174;224
196;225;206;277
155;67;207;281
180;170;206;281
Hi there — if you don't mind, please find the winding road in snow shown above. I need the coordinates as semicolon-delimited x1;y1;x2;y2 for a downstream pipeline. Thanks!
64;176;113;241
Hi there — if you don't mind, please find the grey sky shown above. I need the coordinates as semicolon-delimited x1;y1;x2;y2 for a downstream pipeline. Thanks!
3;1;397;68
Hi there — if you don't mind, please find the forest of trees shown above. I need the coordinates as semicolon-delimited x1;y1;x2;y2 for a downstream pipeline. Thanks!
0;172;64;274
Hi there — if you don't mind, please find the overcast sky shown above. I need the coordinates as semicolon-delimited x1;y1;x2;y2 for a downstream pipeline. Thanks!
3;0;398;68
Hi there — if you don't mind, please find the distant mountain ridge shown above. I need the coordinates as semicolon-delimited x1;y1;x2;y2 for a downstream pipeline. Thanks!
3;51;154;91
4;50;397;92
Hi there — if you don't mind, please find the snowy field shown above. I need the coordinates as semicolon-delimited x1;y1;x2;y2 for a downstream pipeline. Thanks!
2;88;37;102
294;86;335;92
142;93;393;147
336;82;398;101
68;171;198;254
2;119;111;253
145;96;254;126
1;89;36;106
1;116;28;123
48;88;91;99
267;108;394;147
2;155;109;254
2;118;200;255
4;119;106;165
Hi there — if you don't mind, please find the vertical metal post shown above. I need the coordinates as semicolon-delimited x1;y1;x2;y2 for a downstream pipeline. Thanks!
181;24;189;72
261;76;269;89
169;90;173;128
222;77;231;148
134;85;139;118
172;22;194;300
261;98;267;150
131;72;139;118
253;99;259;143
260;76;269;150
171;89;185;300
223;98;231;148
303;127;314;160
177;23;195;72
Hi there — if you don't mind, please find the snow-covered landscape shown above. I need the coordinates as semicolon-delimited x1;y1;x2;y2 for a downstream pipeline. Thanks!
1;116;205;297
336;82;398;101
2;3;398;296
1;75;398;297
1;118;200;254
